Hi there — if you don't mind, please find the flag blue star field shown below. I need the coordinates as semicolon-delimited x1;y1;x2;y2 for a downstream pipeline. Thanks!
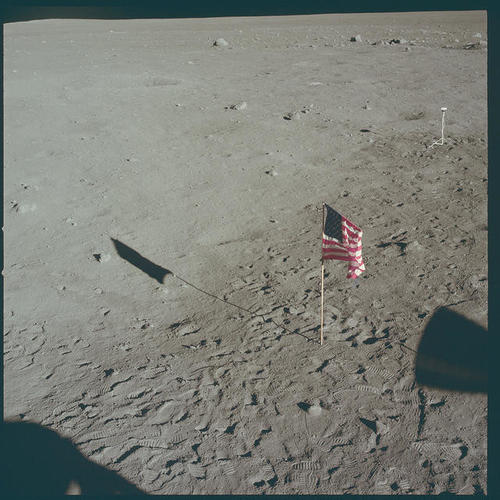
322;204;365;279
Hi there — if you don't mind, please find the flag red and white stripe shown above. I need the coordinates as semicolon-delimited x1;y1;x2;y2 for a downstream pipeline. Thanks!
322;204;365;279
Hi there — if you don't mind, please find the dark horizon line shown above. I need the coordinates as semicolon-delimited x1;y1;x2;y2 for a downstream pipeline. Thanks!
2;3;488;24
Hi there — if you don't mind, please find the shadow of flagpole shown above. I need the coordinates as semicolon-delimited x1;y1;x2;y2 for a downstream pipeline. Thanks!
110;238;319;344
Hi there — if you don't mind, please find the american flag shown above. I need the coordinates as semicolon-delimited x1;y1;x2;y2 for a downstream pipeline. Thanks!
322;204;365;279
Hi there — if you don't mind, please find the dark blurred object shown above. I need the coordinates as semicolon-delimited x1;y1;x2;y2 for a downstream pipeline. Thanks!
415;307;487;393
0;421;147;495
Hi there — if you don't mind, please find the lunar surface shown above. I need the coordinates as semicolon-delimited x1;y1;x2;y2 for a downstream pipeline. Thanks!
4;11;487;495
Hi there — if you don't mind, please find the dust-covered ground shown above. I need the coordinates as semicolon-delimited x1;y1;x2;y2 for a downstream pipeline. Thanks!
4;11;487;495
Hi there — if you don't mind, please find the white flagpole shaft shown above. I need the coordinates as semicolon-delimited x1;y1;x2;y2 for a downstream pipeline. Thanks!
320;203;325;345
320;262;325;345
441;110;446;143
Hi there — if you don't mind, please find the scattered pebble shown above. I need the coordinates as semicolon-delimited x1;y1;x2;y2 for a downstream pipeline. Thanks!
93;253;111;263
473;32;482;38
408;240;424;252
228;101;247;111
265;169;278;176
350;35;362;42
283;111;301;120
463;42;481;50
308;405;322;416
213;38;229;47
10;201;37;213
65;217;77;226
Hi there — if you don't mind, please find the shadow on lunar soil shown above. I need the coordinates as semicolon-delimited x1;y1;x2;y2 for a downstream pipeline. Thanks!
415;307;487;393
0;421;147;495
111;238;318;344
111;238;172;284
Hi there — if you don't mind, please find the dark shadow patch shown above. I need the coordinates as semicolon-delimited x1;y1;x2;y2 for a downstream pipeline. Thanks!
315;359;329;372
111;238;172;284
359;417;377;433
115;445;141;464
394;241;408;255
224;423;237;434
0;421;146;495
297;402;311;412
415;307;487;392
375;241;407;256
267;475;278;487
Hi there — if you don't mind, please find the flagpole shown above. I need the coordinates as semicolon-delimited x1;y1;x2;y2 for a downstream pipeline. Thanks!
320;203;325;345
